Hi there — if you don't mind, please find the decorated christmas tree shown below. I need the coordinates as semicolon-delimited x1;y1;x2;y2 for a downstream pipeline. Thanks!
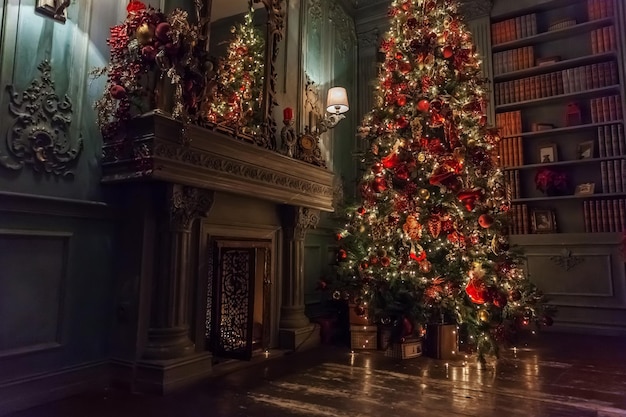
205;2;265;134
332;0;552;359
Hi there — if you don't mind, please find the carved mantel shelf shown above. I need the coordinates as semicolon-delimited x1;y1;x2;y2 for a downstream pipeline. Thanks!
101;112;336;212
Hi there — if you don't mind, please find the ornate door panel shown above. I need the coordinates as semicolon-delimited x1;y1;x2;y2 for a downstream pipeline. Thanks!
213;245;256;360
207;239;272;360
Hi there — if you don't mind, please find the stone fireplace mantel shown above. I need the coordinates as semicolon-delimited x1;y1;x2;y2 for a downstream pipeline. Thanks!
102;111;335;213
104;112;336;394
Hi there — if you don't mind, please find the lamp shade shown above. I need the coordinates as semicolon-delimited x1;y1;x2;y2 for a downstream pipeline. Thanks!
326;87;349;114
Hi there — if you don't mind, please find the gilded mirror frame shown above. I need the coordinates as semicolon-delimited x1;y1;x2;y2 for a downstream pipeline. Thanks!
202;0;284;150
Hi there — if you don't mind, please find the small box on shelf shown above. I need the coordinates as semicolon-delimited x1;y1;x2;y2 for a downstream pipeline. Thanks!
350;325;377;350
385;337;423;359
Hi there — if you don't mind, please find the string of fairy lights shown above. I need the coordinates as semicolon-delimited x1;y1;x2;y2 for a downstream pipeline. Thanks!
331;0;552;361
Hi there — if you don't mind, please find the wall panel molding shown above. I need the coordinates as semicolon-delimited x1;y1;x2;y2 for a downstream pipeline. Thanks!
0;191;112;219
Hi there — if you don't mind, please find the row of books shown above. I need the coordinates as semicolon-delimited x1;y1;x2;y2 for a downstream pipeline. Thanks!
504;170;521;200
600;160;626;193
498;137;524;168
588;0;615;21
495;111;522;138
590;26;616;55
493;46;534;76
590;95;623;123
491;13;537;46
509;204;530;235
597;124;625;157
583;199;625;233
495;62;618;105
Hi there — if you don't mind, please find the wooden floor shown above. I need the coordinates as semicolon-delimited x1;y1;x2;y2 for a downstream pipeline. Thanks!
8;332;626;417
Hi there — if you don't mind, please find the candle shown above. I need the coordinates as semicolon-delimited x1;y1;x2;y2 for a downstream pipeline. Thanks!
283;107;293;121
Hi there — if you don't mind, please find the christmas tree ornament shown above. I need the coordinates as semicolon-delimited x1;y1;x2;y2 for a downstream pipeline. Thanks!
418;188;431;200
417;99;430;112
478;213;494;228
428;216;442;238
136;23;154;45
442;45;454;58
419;259;432;273
478;309;490;322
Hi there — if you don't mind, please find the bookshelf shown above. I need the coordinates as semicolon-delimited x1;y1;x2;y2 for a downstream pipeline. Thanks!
491;0;626;235
489;0;626;335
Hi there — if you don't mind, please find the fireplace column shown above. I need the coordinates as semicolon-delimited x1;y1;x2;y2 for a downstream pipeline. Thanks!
143;184;215;359
279;206;321;350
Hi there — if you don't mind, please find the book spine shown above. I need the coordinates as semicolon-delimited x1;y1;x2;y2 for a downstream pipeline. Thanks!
584;201;591;232
607;199;615;231
598;126;606;157
601;161;608;193
590;200;597;232
521;204;528;234
601;200;609;232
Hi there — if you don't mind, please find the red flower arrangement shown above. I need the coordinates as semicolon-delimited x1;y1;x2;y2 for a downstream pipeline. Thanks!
92;1;207;140
535;168;568;195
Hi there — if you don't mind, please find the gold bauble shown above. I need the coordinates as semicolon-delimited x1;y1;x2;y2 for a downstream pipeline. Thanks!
418;188;430;200
478;310;490;322
417;152;426;162
136;23;154;45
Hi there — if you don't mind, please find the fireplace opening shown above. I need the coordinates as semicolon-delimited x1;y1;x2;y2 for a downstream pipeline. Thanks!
205;238;271;361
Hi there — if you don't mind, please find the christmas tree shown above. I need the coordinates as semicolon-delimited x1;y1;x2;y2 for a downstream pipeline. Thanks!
205;2;265;134
333;0;552;359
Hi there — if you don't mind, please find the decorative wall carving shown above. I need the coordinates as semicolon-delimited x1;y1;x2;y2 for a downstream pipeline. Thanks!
459;0;493;21
550;249;585;272
308;0;323;33
329;2;357;58
357;28;380;49
258;0;285;150
169;185;215;231
281;206;320;241
2;60;82;177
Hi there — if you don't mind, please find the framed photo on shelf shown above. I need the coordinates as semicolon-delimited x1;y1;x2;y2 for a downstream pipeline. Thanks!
531;209;557;233
575;182;595;196
539;143;558;163
577;141;594;159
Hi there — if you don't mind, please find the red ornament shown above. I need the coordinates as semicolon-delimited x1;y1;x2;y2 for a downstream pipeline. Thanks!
338;249;347;260
478;213;494;228
417;99;430;112
370;255;379;265
380;256;391;267
372;162;384;174
126;0;146;14
360;261;369;270
372;177;387;193
155;22;171;43
396;94;407;106
357;207;366;215
381;152;399;169
396;116;409;129
442;46;454;58
141;45;157;61
458;190;483;211
399;62;412;74
110;84;127;99
465;278;487;304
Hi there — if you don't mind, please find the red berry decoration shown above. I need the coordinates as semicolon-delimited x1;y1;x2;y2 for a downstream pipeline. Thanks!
417;99;430;112
478;213;494;228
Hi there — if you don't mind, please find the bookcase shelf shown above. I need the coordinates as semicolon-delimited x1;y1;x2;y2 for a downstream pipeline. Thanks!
501;120;622;139
491;0;625;237
512;192;626;203
495;85;620;111
494;51;615;82
492;17;613;52
504;155;626;171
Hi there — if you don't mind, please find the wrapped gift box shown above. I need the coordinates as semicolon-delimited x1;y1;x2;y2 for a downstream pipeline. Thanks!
424;323;458;360
385;338;422;359
350;325;378;350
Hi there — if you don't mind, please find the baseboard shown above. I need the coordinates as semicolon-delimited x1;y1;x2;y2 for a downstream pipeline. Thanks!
0;360;109;416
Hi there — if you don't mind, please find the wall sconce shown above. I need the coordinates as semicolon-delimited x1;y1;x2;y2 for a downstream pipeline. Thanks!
316;86;349;134
36;0;71;23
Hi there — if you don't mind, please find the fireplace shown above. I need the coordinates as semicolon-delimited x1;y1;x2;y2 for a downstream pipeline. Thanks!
105;112;334;394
